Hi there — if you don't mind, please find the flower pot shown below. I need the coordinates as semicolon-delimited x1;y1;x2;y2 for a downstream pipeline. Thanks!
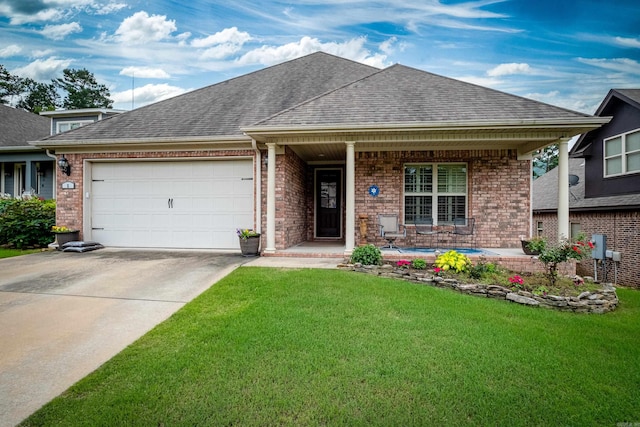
521;240;540;255
53;230;80;250
239;235;260;256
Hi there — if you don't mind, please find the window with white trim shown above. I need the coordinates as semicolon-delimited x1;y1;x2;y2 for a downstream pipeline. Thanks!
604;128;640;177
404;163;467;225
56;120;94;134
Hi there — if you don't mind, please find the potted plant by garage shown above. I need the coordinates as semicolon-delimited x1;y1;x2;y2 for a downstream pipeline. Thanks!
51;226;80;250
237;228;261;256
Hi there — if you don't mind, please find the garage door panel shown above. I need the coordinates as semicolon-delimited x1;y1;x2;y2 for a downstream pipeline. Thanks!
91;160;253;249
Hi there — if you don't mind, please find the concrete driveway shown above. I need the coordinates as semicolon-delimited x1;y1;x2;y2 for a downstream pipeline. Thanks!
0;249;245;427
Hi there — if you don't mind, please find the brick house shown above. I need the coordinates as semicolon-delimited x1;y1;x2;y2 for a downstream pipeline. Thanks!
33;52;607;254
533;89;640;288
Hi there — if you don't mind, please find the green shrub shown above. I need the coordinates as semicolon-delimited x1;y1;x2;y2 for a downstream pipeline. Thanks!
468;260;497;279
0;198;56;248
410;258;427;270
434;250;471;274
526;236;547;254
350;244;382;266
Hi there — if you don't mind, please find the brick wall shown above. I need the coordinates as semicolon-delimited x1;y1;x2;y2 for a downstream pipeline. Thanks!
534;210;640;288
283;146;308;247
355;149;531;248
55;150;256;241
55;153;84;235
259;147;313;249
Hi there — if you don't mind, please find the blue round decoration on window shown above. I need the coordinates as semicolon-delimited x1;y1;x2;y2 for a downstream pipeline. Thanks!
368;185;380;197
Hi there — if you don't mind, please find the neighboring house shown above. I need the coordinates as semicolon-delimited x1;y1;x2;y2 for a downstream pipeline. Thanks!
533;89;640;288
39;108;125;135
0;104;53;198
0;106;124;199
33;52;608;253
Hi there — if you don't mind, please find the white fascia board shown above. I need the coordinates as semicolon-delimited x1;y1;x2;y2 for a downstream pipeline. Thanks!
242;117;613;138
29;135;252;149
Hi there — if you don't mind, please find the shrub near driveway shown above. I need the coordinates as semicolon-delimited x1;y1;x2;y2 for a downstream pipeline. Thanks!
22;268;640;426
0;198;55;248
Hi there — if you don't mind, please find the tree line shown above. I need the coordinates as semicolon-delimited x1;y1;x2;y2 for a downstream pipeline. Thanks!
0;65;113;113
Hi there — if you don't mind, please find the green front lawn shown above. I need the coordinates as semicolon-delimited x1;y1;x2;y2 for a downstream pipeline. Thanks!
0;248;42;259
22;268;640;426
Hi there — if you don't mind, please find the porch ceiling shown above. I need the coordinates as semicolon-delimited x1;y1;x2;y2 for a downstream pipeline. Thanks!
258;124;606;162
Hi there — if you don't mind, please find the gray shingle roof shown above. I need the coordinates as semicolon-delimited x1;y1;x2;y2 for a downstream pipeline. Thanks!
39;52;379;142
252;64;593;128
0;104;50;147
613;89;640;106
532;158;640;211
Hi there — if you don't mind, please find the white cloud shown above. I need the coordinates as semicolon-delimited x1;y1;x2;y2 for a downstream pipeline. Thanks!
457;75;502;88
119;66;171;79
33;49;55;57
237;36;390;69
112;83;189;109
41;22;83;40
0;44;22;57
380;37;397;55
94;2;127;15
115;11;177;44
614;37;640;49
578;58;640;75
487;63;532;77
1;6;64;25
524;90;593;113
192;27;251;48
193;27;252;60
12;57;73;81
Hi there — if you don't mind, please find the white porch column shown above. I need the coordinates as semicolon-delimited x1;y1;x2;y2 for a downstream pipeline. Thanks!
344;141;356;254
265;143;277;253
557;138;570;242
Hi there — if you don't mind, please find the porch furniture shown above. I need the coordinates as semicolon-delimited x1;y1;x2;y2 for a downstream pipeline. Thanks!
414;217;438;248
453;217;475;247
378;214;406;249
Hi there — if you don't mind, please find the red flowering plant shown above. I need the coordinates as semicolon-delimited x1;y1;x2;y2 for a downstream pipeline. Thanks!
537;233;593;287
508;275;524;289
396;260;411;269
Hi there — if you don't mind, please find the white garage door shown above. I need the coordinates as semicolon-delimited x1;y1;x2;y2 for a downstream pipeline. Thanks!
90;160;254;249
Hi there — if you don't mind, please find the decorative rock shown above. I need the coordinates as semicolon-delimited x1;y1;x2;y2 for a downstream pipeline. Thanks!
577;291;591;300
338;264;617;314
506;293;540;306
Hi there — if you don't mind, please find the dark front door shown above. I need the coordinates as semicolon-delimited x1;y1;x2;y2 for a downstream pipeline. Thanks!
316;169;342;238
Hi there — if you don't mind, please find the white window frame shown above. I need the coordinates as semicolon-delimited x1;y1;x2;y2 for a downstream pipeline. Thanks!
603;128;640;177
404;163;468;226
56;119;94;134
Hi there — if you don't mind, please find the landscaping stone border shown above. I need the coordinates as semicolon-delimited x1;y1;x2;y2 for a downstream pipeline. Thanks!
338;263;619;314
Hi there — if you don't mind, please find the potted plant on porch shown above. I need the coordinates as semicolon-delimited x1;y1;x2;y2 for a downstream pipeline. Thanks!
520;236;545;255
237;228;261;256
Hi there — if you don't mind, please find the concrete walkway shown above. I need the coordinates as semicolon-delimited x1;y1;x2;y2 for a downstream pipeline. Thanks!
0;249;248;427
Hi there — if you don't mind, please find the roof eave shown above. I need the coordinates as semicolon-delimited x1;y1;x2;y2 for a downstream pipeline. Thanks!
0;145;42;152
243;117;612;139
30;134;253;149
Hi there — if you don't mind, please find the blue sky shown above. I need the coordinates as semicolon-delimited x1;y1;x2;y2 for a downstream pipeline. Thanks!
1;0;638;112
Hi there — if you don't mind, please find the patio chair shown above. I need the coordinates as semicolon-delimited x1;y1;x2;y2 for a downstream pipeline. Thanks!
453;217;475;248
414;217;438;248
378;214;406;249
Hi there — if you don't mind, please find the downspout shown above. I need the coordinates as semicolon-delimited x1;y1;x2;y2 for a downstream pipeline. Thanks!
251;139;262;234
557;138;570;242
